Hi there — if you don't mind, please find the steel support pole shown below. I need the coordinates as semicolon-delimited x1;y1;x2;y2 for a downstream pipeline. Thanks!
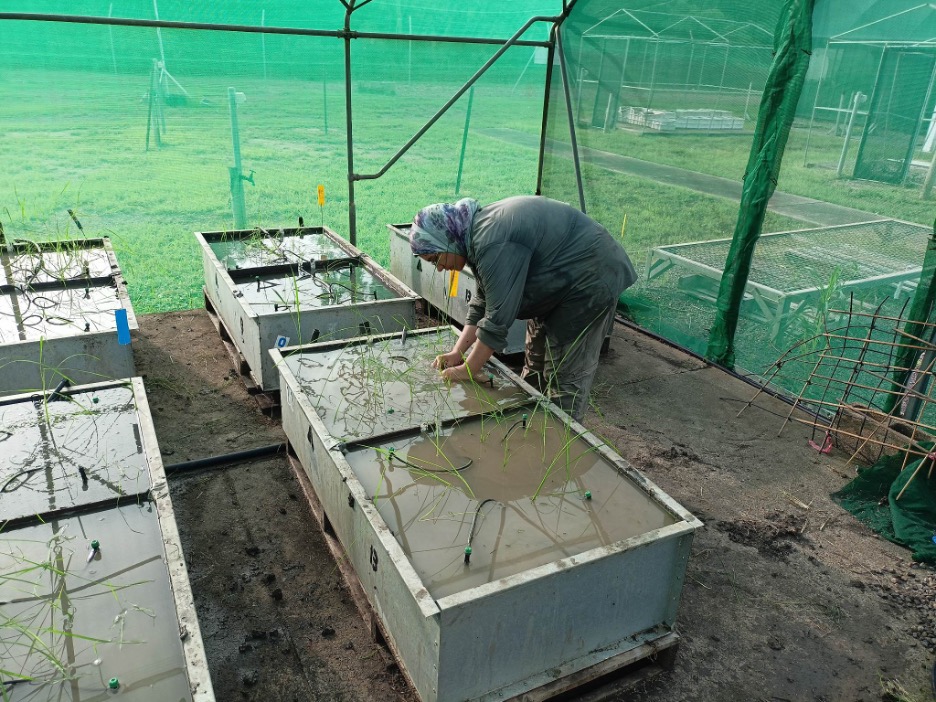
803;43;828;166
555;26;586;213
903;56;936;186
322;64;329;135
108;3;117;73
353;15;558;182
455;86;474;196
228;87;247;229
836;91;862;177
261;9;267;79
0;13;549;47
535;32;557;196
344;3;357;245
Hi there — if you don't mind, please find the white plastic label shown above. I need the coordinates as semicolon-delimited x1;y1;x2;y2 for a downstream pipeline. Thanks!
275;335;290;349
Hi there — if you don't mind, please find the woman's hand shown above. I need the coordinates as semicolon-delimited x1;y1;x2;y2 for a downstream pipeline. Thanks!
440;364;474;382
432;350;464;370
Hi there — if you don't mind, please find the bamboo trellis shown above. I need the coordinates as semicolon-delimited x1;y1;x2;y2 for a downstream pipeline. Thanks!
739;299;936;499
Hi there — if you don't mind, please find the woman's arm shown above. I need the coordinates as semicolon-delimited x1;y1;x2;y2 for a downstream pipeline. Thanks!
440;334;495;382
432;324;478;370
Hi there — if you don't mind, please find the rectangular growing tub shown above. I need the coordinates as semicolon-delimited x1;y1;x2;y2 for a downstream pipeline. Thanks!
0;378;214;701
387;223;528;355
196;225;419;391
0;237;137;397
273;327;701;702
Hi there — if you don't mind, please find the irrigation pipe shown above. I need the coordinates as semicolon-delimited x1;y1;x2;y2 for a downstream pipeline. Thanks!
164;442;286;475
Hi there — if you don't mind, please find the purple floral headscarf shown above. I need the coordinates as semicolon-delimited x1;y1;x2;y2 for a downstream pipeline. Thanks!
409;198;480;258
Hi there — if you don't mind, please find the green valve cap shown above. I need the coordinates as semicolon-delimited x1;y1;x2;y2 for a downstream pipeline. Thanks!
92;397;99;404
387;408;394;414
91;540;100;550
108;677;120;690
584;491;592;500
464;546;472;556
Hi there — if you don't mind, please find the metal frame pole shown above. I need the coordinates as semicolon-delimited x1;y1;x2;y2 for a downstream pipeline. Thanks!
555;25;587;213
535;30;557;195
152;0;166;65
455;86;475;196
343;1;358;245
851;46;887;178
108;3;117;73
0;13;550;48
836;90;862;177
902;52;936;185
229;87;247;229
803;39;829;166
261;9;267;79
322;63;329;135
352;15;559;182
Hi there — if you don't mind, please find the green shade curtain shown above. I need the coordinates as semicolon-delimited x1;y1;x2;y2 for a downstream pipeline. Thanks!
706;0;814;368
883;220;936;413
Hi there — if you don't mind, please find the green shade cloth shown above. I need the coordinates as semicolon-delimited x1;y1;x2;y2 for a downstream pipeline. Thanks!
832;444;936;564
882;220;936;414
705;0;814;368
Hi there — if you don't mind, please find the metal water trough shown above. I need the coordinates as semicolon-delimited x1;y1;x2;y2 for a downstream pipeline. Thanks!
0;238;136;397
196;225;418;391
0;378;215;701
273;327;701;702
387;223;528;355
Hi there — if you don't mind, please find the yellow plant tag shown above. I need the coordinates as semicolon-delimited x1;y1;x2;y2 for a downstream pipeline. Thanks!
317;184;325;206
449;270;459;297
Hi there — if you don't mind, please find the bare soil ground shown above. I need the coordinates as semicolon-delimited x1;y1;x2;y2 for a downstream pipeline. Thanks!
133;310;936;702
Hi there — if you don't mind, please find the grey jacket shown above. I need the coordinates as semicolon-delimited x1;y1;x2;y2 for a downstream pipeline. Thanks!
464;196;637;351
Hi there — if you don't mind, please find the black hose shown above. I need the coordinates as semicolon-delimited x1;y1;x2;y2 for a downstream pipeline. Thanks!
465;498;499;564
389;451;472;473
164;442;286;474
50;377;71;401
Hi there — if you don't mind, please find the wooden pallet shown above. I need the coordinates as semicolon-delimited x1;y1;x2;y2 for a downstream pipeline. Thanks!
203;288;280;416
285;448;678;702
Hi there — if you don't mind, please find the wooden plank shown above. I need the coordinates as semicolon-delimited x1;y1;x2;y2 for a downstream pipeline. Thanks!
509;634;678;701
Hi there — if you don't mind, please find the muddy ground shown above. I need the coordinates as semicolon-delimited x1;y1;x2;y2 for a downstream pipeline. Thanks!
133;310;936;702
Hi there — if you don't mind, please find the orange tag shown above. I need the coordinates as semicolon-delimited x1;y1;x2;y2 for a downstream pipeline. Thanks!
448;270;459;297
317;184;325;207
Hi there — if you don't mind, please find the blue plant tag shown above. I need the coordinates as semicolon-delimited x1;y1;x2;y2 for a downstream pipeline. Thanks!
115;309;131;345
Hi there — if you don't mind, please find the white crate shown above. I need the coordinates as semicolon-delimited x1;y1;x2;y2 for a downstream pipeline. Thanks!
0;238;136;396
196;225;419;391
274;327;701;702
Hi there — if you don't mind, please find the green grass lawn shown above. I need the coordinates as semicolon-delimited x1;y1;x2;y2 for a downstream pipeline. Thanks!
2;65;933;386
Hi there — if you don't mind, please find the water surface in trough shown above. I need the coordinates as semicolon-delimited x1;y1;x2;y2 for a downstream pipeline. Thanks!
209;233;347;270
0;385;150;524
346;407;677;599
0;285;124;343
284;329;527;440
4;248;112;286
235;263;398;311
1;503;193;701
